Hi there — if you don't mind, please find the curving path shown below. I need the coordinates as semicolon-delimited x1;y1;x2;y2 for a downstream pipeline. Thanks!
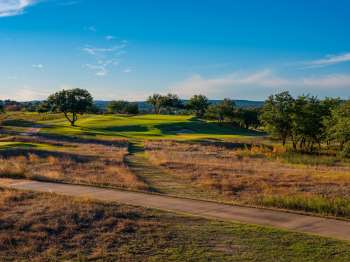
1;178;350;241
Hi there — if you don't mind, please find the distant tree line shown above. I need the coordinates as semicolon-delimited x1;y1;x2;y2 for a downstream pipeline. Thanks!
107;100;139;115
145;93;260;129
0;91;260;129
2;88;350;156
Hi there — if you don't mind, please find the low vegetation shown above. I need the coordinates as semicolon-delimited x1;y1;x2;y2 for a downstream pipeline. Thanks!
0;135;147;190
145;140;350;218
0;188;349;261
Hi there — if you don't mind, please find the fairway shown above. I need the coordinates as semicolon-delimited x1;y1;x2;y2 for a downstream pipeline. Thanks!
35;114;263;140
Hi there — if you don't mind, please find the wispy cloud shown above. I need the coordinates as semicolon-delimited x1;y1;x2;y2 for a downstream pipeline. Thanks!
105;35;115;41
169;69;350;99
57;1;79;6
82;41;127;76
85;25;96;32
85;64;107;76
302;74;350;87
123;68;132;73
303;53;350;68
32;63;44;69
82;44;126;56
0;0;38;17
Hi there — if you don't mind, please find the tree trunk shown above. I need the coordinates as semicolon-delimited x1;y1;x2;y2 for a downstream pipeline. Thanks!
63;112;77;126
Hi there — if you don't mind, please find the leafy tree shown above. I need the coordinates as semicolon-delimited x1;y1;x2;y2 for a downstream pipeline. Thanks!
36;100;51;113
217;98;236;122
48;88;93;126
107;100;130;114
205;104;221;121
260;91;294;146
187;95;209;118
0;101;4;113
146;93;182;114
147;94;165;114
107;100;139;115
163;93;183;112
204;99;236;123
124;103;139;114
291;95;325;151
326;100;350;150
240;108;260;129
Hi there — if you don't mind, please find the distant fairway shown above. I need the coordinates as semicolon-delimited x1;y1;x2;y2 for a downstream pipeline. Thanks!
33;114;263;140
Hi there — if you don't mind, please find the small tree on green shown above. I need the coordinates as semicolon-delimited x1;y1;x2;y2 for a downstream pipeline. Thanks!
124;103;139;115
217;98;236;123
204;99;236;123
36;100;51;113
107;100;129;114
187;95;209;118
163;93;183;113
48;88;93;126
147;94;166;114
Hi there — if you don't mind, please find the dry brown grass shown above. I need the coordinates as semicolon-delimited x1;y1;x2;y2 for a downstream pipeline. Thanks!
0;136;147;190
1;189;350;261
145;140;350;217
0;188;163;261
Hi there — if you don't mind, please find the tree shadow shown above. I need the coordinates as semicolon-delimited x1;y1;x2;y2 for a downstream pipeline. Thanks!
155;120;263;137
87;125;149;133
0;148;96;163
2;119;48;128
36;133;128;147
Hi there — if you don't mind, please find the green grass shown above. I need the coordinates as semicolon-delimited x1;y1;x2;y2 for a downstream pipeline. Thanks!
32;113;263;140
259;195;350;218
0;141;57;151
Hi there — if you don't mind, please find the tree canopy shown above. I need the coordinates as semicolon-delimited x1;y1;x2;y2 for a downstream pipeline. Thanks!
48;88;93;126
187;95;209;118
147;93;182;114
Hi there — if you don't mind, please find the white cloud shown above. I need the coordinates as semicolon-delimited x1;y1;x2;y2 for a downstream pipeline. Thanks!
85;64;108;77
32;63;43;69
302;74;350;87
0;0;37;17
105;35;115;41
82;41;127;77
82;44;127;56
0;86;50;101
123;68;132;73
169;69;289;98
303;53;350;68
169;69;350;99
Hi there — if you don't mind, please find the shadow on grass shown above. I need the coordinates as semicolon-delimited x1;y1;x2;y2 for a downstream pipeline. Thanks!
155;120;264;137
0;148;96;163
36;132;128;147
2;119;48;128
87;125;149;133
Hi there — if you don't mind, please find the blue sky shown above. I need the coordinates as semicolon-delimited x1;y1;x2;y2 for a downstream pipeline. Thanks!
0;0;350;101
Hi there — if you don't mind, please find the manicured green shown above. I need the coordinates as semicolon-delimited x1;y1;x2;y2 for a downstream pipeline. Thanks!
31;113;263;140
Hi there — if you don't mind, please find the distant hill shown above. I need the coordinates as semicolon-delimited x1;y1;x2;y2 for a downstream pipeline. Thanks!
95;99;264;111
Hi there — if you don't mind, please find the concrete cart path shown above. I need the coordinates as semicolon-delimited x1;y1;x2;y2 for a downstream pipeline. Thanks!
1;178;350;241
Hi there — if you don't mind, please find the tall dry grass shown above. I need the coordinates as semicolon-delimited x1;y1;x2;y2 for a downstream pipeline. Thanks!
0;136;147;190
145;140;350;218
